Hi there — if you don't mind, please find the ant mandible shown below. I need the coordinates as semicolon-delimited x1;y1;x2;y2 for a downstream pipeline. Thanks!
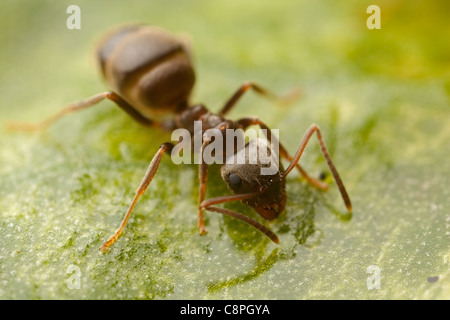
8;25;352;252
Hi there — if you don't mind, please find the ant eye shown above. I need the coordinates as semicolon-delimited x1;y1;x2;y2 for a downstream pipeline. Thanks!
228;173;242;188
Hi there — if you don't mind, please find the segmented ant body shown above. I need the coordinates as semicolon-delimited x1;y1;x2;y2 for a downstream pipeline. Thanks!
8;25;352;252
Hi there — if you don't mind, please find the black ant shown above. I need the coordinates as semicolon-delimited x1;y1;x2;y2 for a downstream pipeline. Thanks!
7;25;352;252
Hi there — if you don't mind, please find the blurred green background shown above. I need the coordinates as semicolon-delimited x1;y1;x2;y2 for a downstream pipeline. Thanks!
0;0;449;299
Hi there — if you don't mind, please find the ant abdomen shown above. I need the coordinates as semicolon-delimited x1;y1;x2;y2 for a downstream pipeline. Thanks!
97;25;196;119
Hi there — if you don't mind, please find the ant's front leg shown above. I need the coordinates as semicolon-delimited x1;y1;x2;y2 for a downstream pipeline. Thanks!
200;194;279;244
197;125;229;234
99;142;174;252
197;143;208;235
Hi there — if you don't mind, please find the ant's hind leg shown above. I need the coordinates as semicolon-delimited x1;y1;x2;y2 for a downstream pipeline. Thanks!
218;82;300;117
99;142;174;253
6;91;159;131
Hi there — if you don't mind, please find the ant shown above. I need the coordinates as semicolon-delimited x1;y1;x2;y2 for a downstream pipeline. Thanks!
7;25;352;252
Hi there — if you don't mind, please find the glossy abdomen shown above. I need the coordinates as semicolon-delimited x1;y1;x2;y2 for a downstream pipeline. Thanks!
97;25;195;118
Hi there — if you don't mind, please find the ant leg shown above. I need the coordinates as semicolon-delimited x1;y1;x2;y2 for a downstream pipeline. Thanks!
206;207;279;244
200;193;279;244
197;138;211;235
198;125;233;234
218;82;300;117
282;124;352;213
237;117;329;191
99;142;174;252
6;91;164;131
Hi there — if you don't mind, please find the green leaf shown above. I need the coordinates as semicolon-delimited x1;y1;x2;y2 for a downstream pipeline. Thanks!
0;0;448;299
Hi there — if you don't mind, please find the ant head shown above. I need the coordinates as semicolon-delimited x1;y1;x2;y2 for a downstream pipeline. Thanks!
221;138;286;220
